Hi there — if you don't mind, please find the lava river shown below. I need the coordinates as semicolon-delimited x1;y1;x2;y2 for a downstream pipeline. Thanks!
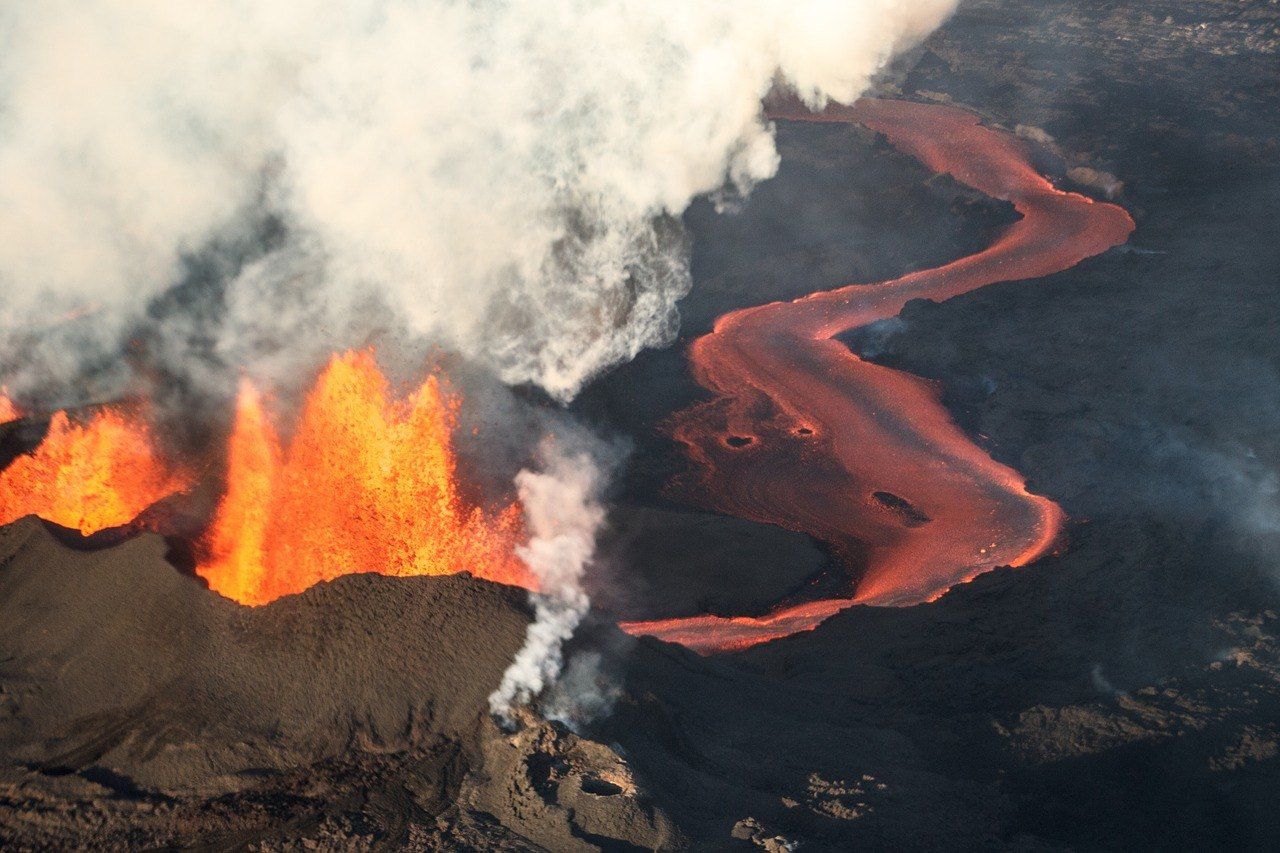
620;99;1134;654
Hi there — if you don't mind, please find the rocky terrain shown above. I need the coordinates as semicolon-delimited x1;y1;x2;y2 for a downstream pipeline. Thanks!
0;517;681;850
4;0;1280;849
589;0;1280;847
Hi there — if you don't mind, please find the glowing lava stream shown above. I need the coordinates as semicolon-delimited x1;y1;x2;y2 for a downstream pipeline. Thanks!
619;99;1134;654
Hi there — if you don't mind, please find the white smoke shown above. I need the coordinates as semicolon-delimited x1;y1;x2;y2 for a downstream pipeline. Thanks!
541;651;623;729
490;437;608;721
0;0;958;402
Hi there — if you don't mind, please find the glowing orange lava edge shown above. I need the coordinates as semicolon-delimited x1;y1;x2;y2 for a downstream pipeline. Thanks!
620;99;1134;654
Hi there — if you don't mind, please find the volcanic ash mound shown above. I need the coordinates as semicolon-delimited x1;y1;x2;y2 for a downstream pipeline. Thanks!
0;515;531;795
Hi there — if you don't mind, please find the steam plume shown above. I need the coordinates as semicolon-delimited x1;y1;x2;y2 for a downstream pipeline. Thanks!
0;0;958;402
490;437;609;721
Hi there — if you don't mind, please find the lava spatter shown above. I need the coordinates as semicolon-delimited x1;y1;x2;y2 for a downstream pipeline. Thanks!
198;350;530;605
0;405;190;535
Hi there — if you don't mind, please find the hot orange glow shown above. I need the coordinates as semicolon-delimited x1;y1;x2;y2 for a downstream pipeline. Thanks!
0;391;18;424
621;98;1134;654
198;351;530;605
0;406;191;535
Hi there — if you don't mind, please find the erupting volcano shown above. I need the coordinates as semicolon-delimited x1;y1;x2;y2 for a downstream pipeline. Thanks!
0;356;530;603
197;350;530;606
4;1;1278;846
0;402;190;535
622;99;1135;653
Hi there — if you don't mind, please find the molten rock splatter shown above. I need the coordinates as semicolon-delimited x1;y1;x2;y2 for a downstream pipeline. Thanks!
197;351;529;605
0;406;189;535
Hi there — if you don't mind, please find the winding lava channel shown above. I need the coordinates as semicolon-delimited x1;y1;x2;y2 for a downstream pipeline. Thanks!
619;99;1134;654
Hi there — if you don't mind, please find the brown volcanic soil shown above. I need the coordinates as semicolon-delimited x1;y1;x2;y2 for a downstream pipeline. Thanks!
0;516;530;795
5;1;1280;850
0;518;680;849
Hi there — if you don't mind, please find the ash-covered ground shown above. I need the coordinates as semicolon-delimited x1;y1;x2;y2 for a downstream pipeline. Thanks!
4;1;1280;850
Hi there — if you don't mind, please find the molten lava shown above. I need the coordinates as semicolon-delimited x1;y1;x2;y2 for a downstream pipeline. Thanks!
0;405;190;535
198;351;529;605
620;99;1134;654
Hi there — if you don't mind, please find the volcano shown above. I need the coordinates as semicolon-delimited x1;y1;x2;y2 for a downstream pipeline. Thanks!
4;1;1280;850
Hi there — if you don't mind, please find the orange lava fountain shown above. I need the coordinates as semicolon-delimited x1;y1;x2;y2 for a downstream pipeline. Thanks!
197;350;530;606
0;406;191;535
620;99;1134;654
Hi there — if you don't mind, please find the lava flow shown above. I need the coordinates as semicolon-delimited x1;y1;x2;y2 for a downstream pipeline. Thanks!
621;99;1134;654
197;350;530;606
0;403;190;535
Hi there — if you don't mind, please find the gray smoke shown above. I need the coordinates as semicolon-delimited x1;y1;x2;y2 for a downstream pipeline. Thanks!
1180;441;1280;585
0;0;958;403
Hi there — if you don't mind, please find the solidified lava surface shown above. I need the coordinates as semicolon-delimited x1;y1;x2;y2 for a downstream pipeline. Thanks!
621;98;1134;653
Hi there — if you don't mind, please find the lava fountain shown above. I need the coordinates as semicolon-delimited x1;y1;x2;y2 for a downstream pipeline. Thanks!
0;403;190;535
621;99;1135;654
197;350;530;606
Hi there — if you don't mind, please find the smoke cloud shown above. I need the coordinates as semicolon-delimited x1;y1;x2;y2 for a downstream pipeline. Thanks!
0;0;958;403
1159;438;1280;587
490;435;611;721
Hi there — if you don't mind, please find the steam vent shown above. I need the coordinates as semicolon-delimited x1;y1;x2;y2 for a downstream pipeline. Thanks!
3;1;1280;849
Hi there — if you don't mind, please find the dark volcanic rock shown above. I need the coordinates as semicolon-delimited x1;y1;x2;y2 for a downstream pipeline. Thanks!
0;516;532;793
0;518;683;850
591;504;828;620
449;714;683;851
